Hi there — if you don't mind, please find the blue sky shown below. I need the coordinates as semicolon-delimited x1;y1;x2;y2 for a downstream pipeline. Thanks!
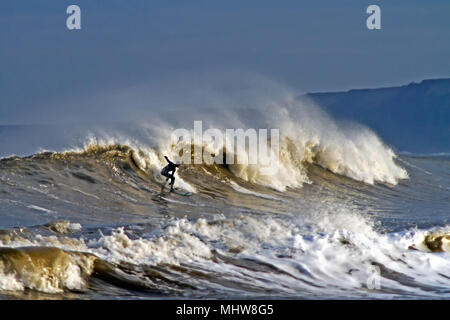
1;0;450;124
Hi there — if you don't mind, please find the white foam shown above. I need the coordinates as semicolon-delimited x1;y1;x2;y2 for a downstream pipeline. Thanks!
0;271;25;291
229;181;281;200
26;205;55;214
83;213;450;297
156;94;408;192
1;213;450;297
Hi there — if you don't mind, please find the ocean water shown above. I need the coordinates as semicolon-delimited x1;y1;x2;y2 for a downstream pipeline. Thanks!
0;94;449;300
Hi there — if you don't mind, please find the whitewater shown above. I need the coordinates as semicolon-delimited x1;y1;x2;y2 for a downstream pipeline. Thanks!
0;85;449;299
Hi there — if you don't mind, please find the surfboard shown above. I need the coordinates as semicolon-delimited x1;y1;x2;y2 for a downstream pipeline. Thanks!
159;177;191;196
171;188;192;196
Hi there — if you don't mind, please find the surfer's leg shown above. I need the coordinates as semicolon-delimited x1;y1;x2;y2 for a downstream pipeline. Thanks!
161;169;170;182
161;168;170;182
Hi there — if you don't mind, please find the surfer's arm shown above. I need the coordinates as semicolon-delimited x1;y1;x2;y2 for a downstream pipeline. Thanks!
164;156;174;165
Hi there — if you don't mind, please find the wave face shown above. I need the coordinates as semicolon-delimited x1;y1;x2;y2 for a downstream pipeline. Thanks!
0;91;449;299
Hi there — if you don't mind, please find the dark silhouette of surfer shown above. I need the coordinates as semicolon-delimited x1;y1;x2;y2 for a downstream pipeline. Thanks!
161;156;180;191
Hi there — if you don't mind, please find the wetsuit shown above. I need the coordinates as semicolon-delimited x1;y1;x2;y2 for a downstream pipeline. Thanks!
161;156;179;190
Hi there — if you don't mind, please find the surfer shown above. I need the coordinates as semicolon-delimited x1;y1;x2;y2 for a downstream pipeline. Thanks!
161;156;180;191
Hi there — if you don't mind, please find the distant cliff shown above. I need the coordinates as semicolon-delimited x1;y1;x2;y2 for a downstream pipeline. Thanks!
303;79;450;153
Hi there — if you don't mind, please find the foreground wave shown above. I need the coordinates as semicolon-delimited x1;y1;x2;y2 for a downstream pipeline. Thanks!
1;216;450;298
